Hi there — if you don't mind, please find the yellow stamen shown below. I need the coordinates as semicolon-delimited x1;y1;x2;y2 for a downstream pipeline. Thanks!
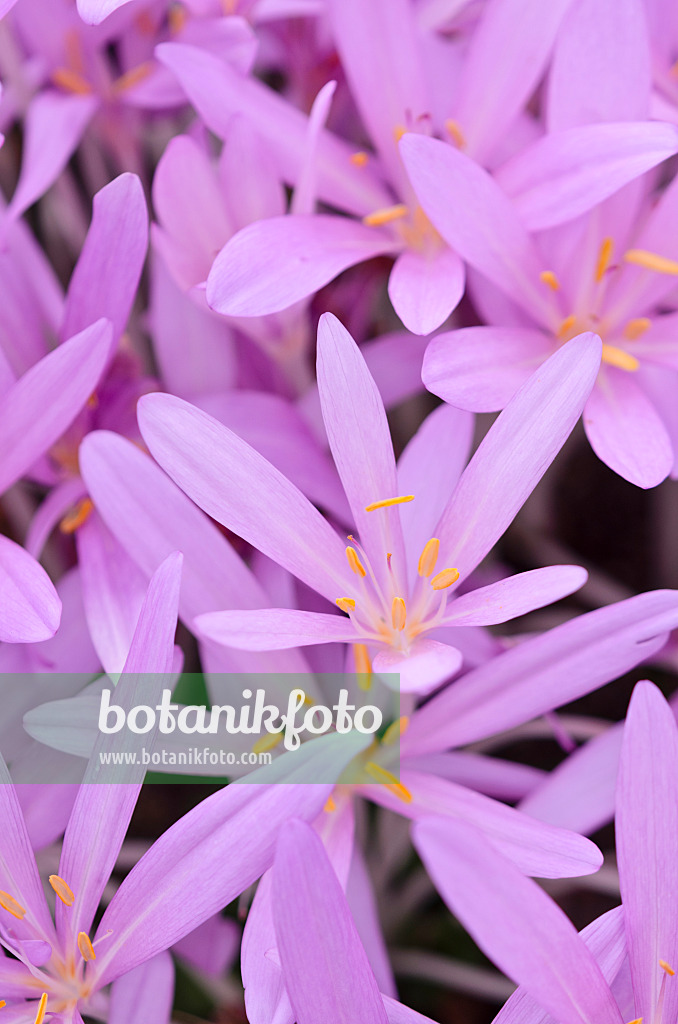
252;731;283;755
0;999;6;1008
417;537;440;577
77;932;96;962
660;960;675;976
624;249;678;276
354;643;372;690
626;1019;642;1024
168;3;187;32
112;62;152;94
393;124;407;142
363;203;409;228
60;498;94;535
0;890;26;919
601;343;639;372
595;237;613;282
324;795;337;813
445;118;466;148
336;597;356;614
382;716;409;745
557;314;577;340
33;993;48;1024
431;567;460;590
49;875;75;907
539;270;560;291
365;494;414;512
623;317;651;340
391;597;407;631
364;761;412;803
51;67;93;94
350;151;369;167
346;546;367;577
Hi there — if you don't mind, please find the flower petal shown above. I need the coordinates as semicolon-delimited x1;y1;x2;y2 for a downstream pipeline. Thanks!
388;246;465;335
412;817;622;1024
108;951;174;1024
272;819;388;1024
373;639;463;695
196;608;358;650
442;566;588;626
0;536;61;643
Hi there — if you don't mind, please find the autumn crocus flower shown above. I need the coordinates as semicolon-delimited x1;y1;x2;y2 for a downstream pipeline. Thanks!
407;679;678;1024
137;313;599;693
401;132;678;487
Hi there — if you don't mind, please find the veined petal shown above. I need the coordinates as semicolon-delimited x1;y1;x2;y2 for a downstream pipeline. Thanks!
156;43;391;217
497;122;678;231
412;818;622;1024
317;313;406;575
441;566;588;626
433;333;601;582
617;681;678;1024
6;92;97;221
108;951;174;1024
399;133;552;322
62;173;148;343
403;590;678;755
548;0;651;130
583;370;673;488
272;820;388;1024
92;784;333;986
388;246;465;335
367;771;602;878
137;393;353;602
423;326;553;411
452;0;574;162
55;554;182;940
206;215;398;317
0;319;113;495
196;608;358;650
0;536;61;644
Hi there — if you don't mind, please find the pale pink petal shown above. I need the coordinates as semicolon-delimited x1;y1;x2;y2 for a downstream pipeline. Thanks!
423;326;553;411
0;535;61;643
497;122;678;230
109;951;174;1024
388;246;465;335
206;215;398;317
196;608;357;649
291;80;337;216
372;639;463;694
442;566;587;626
583;369;673;488
548;0;651;130
399;134;551;322
7;92;97;220
77;0;133;23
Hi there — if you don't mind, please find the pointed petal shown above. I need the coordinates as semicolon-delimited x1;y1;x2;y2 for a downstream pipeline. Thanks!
156;43;391;216
583;370;673;488
399;133;551;321
272;820;388;1024
423;326;553;411
0;536;61;643
388;246;465;335
317;313;405;571
0;319;113;495
61;173;148;343
412;817;622;1024
92;784;333;986
442;566;588;626
77;0;133;22
617;681;678;1024
207;214;397;317
367;771;602;878
433;333;601;581
403;590;678;754
196;608;357;649
6;92;97;220
498;122;678;230
137;393;353;602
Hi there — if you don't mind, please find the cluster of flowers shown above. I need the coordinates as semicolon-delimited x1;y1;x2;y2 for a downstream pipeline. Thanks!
2;0;678;1021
